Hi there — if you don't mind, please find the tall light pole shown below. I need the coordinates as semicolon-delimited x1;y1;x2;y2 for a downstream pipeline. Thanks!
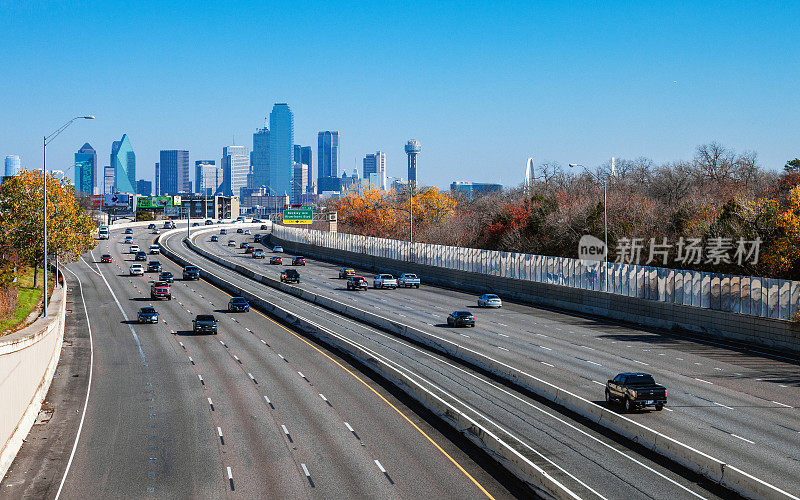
569;162;612;292
43;115;94;317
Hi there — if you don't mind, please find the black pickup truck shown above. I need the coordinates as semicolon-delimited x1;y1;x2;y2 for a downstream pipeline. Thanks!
192;314;218;335
605;373;667;412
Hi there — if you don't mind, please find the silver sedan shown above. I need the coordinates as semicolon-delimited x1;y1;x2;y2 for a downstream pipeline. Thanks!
477;294;502;308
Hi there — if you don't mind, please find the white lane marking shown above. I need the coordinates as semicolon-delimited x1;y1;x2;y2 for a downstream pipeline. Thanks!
731;434;755;444
497;323;508;327
188;356;194;364
248;372;256;383
233;354;240;363
713;402;734;410
301;463;311;479
539;345;552;351
260;339;267;344
89;252;146;363
459;334;470;338
497;346;509;351
676;357;684;360
179;341;185;349
264;395;272;405
281;424;291;439
227;466;233;479
629;359;649;366
663;407;674;412
374;459;387;473
319;393;329;403
220;340;227;348
584;359;602;366
344;422;355;432
714;367;722;371
246;328;251;332
198;374;204;384
208;398;214;409
773;401;793;408
694;378;713;385
541;362;555;367
56;267;96;500
497;333;509;337
591;380;605;386
217;426;223;437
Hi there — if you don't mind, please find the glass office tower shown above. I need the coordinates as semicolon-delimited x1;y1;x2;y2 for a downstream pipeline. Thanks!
268;103;294;196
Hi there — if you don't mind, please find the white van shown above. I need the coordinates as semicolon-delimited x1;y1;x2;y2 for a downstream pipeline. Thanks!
98;226;109;240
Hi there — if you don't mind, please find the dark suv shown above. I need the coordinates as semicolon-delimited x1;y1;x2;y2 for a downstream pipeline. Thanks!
192;314;217;334
147;260;162;272
137;306;159;324
280;269;300;283
227;297;250;312
135;251;148;261
183;265;200;280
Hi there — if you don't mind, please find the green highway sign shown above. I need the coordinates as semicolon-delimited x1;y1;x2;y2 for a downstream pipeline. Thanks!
283;207;313;224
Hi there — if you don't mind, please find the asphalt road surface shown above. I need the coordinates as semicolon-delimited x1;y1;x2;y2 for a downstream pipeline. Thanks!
3;224;519;499
192;225;800;497
163;226;743;499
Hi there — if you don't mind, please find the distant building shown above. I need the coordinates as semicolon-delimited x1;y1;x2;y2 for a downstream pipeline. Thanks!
221;145;250;197
340;169;359;192
251;124;270;189
450;181;503;199
240;189;289;214
110;134;136;193
296;192;320;205
154;162;160;195
195;160;221;196
137;179;152;196
103;166;115;194
293;145;312;192
74;143;97;194
362;151;386;190
4;155;21;177
317;131;339;193
269;103;294;197
292;162;309;204
405;139;421;188
390;178;408;192
158;150;190;194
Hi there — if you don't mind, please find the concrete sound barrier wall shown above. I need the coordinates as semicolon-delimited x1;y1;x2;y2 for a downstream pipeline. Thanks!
0;275;67;479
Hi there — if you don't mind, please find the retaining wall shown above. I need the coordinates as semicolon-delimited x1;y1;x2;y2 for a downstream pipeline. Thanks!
268;233;800;356
0;275;67;479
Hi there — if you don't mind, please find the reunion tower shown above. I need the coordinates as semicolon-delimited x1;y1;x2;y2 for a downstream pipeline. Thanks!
405;139;421;188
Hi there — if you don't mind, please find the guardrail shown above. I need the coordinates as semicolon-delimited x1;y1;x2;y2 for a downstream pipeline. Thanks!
272;225;799;321
0;273;67;479
185;227;796;500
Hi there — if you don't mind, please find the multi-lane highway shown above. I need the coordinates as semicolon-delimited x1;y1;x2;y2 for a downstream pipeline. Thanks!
160;225;749;499
5;221;797;498
187;225;800;497
3;223;518;499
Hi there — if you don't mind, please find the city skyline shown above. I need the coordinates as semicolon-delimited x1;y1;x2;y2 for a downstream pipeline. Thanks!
4;3;796;189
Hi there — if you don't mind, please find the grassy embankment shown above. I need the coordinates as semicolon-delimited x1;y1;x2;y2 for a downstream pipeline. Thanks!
0;268;47;336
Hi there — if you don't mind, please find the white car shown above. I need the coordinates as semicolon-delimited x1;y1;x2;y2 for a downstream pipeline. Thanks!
477;294;502;308
129;264;145;276
123;236;133;244
228;240;236;247
129;244;140;253
373;274;398;289
149;244;160;254
273;246;283;253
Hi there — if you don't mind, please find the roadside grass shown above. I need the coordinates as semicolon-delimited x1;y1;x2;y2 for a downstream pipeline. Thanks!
0;268;45;336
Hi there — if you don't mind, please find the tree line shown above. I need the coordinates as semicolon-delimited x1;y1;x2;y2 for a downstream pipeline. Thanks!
330;142;800;280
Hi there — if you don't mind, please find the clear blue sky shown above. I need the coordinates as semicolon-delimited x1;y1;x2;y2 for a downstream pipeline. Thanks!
1;1;798;189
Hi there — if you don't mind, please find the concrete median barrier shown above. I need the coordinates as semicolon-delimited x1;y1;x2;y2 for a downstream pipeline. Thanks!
173;227;797;500
0;274;67;480
158;229;574;499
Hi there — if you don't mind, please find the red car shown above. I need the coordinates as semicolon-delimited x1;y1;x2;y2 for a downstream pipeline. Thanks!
100;254;113;263
245;245;255;254
269;256;282;265
292;256;306;266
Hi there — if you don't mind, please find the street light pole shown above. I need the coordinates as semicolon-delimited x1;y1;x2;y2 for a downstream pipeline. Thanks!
569;162;611;293
42;115;94;317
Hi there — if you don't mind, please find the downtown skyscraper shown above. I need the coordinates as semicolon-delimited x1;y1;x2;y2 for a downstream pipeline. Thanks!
74;143;98;194
251;123;270;189
221;145;250;197
293;145;312;193
195;160;222;196
317;131;339;193
268;103;294;197
158;150;191;194
362;151;386;190
110;134;136;194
